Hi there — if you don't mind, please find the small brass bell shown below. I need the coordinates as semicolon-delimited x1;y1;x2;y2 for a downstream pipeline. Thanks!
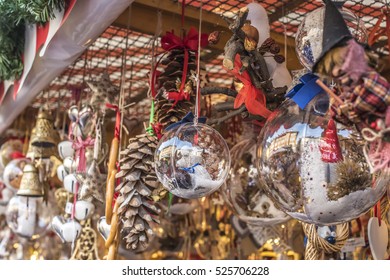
16;164;44;197
30;110;59;148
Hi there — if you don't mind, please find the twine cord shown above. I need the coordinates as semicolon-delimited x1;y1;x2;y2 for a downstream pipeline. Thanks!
302;223;349;260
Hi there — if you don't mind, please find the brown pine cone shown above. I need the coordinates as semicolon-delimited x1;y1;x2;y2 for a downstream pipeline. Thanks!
115;133;160;251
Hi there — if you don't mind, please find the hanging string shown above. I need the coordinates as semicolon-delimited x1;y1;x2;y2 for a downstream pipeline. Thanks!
117;5;132;161
181;0;186;32
194;0;203;125
147;10;162;99
282;1;287;62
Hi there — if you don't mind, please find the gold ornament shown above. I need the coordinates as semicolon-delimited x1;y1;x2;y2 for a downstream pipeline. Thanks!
302;223;349;260
16;164;44;197
54;188;70;211
26;132;59;159
71;219;100;260
30;110;59;148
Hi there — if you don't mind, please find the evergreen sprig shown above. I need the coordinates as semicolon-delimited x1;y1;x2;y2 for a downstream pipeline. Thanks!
17;0;67;24
0;0;66;81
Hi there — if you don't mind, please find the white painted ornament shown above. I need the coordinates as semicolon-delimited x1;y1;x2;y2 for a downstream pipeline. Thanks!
58;140;75;159
62;220;82;243
56;164;68;182
74;200;95;221
63;174;78;194
368;217;389;260
6;196;51;240
0;183;15;206
3;158;30;190
63;157;77;173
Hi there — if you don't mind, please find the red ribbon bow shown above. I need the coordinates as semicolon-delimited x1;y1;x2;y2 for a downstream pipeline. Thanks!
151;27;208;106
72;136;94;173
161;27;208;52
229;54;272;118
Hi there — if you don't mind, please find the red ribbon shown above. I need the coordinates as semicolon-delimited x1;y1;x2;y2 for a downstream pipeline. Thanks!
106;103;121;139
10;151;25;159
72;136;94;173
161;27;208;52
229;54;272;118
151;27;208;105
152;122;163;140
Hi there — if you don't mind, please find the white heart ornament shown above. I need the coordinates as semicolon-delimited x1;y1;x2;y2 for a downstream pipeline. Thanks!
51;215;67;242
61;220;82;243
58;141;75;159
74;200;95;221
56;165;68;182
368;217;389;260
63;174;79;194
97;216;111;241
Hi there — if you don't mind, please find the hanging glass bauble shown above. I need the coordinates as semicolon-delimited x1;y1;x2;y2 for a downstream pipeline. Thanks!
155;122;230;199
3;158;31;191
256;94;388;226
295;6;367;70
222;138;289;226
5;196;52;240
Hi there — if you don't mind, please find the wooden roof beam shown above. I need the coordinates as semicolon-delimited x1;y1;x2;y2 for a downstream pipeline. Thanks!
113;0;302;70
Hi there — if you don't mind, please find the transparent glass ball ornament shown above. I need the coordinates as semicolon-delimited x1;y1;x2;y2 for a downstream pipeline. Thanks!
155;122;230;199
222;138;289;226
295;6;368;70
6;196;52;240
256;93;388;226
3;158;30;191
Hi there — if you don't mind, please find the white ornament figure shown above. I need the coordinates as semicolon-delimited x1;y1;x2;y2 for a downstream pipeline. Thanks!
176;146;222;192
246;2;292;88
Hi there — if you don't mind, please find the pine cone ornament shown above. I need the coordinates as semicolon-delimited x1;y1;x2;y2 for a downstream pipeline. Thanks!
154;99;193;131
115;133;160;250
157;49;197;98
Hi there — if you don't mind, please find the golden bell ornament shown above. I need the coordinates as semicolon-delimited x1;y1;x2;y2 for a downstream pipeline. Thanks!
16;164;44;197
30;110;59;148
26;136;59;159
